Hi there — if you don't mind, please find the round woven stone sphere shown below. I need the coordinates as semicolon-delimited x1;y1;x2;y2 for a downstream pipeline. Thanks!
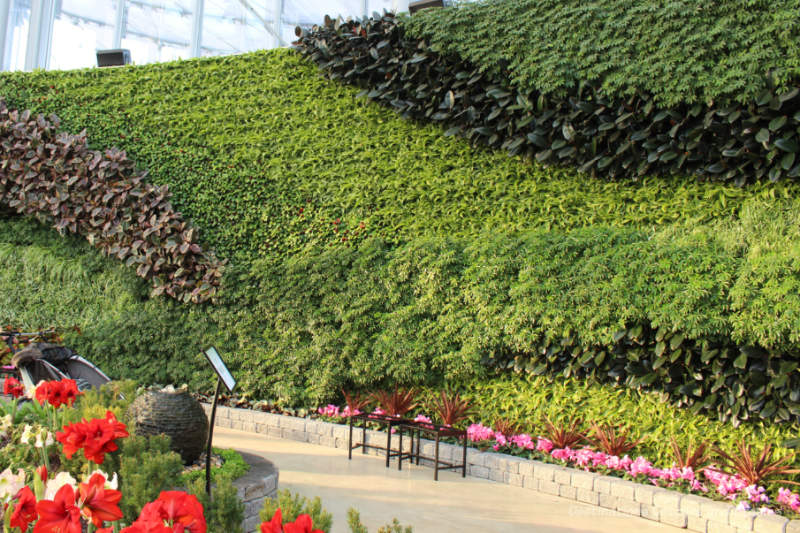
127;389;209;464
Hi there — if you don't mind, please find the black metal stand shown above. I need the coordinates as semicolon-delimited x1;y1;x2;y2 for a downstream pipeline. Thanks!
347;414;414;467
205;377;222;497
398;422;467;481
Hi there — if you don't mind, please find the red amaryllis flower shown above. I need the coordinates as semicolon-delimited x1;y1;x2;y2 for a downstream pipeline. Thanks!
259;510;324;533
123;491;206;533
260;509;283;533
57;411;129;465
10;486;37;531
3;376;24;398
56;421;88;460
37;465;48;483
35;379;81;408
81;412;129;464
77;473;123;526
33;483;81;533
283;514;324;533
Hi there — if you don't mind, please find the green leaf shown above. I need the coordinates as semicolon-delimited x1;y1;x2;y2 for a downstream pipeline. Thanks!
755;128;770;143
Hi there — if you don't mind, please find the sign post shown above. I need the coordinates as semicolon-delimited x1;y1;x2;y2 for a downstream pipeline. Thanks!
203;346;236;496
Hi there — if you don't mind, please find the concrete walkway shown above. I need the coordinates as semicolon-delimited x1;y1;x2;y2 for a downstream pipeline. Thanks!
214;427;685;533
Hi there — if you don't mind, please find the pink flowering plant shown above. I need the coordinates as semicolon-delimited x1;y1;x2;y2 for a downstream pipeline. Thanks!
316;396;800;516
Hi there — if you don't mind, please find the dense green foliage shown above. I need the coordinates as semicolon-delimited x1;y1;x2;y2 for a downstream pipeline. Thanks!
5;212;800;461
179;447;250;484
261;490;334;533
0;49;785;261
443;374;800;467
189;474;246;533
404;0;800;107
6;196;800;424
2;47;800;445
0;105;223;302
297;14;800;185
0;216;214;387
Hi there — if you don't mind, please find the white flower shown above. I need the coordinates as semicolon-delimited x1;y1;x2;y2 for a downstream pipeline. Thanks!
19;424;34;445
0;468;26;503
758;507;775;515
0;415;10;439
33;428;54;449
44;472;77;500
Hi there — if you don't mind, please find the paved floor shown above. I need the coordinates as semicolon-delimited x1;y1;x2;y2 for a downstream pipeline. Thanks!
214;427;684;533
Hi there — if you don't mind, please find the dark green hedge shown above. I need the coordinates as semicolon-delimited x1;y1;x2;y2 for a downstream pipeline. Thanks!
8;216;800;470
404;0;800;107
0;49;787;261
296;14;800;185
6;196;800;424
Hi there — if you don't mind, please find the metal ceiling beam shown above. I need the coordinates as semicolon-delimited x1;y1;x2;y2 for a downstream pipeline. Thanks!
0;0;10;71
190;0;203;57
25;0;55;70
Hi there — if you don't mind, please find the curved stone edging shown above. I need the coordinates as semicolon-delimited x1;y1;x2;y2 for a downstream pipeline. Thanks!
231;451;279;533
202;403;800;533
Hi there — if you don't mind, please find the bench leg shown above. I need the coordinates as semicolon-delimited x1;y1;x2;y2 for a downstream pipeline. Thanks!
462;433;467;477
434;432;440;481
362;420;367;455
386;424;392;468
348;417;353;460
398;426;403;471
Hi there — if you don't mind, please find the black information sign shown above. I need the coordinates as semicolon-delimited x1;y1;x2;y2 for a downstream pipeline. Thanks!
202;346;235;495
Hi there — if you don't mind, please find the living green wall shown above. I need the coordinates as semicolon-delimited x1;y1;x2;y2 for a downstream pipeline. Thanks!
0;49;791;261
4;214;800;466
2;48;800;427
404;0;800;107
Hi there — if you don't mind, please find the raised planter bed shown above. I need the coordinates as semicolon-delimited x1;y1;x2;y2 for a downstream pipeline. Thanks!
232;451;279;533
203;403;800;533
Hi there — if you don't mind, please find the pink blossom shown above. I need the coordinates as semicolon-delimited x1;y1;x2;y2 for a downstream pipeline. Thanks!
317;404;340;418
510;434;535;450
494;433;508;448
342;406;361;417
573;447;596;467
705;469;747;500
603;455;632;472
536;437;554;453
690;479;707;493
777;488;800;512
745;485;769;504
758;507;775;515
736;501;752;512
629;456;653;477
551;447;574;462
414;414;432;424
466;423;495;443
590;450;609;468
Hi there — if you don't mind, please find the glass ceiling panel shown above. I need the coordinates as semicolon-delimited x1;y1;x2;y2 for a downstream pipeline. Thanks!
37;0;412;70
6;0;31;71
51;0;115;70
123;0;194;63
201;0;281;55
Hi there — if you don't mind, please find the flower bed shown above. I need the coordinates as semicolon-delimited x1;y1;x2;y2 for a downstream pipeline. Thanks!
209;403;800;533
317;402;800;518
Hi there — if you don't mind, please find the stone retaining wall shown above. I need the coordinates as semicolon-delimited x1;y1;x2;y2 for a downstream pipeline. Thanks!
231;451;279;533
206;404;800;533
